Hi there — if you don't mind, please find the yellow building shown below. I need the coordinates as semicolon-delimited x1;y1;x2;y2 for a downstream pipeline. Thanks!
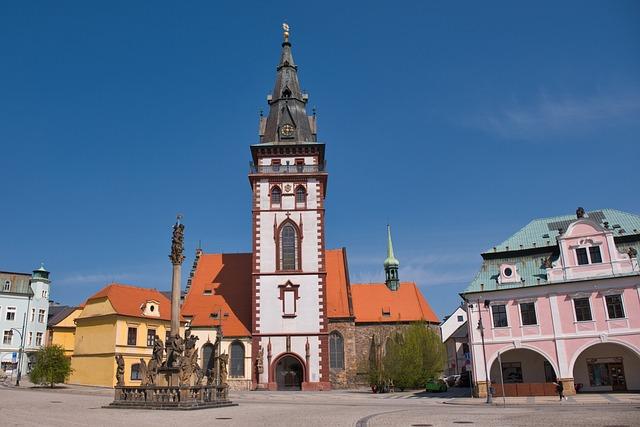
47;306;83;357
69;283;180;387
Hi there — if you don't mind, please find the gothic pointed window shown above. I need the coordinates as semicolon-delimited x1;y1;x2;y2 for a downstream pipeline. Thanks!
271;186;282;207
282;86;292;98
280;224;297;270
329;332;344;370
230;341;245;377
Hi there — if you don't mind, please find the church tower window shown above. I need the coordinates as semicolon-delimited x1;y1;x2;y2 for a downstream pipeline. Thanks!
271;186;282;207
280;224;298;270
295;185;306;207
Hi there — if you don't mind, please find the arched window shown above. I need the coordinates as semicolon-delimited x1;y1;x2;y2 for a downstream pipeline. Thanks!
230;341;245;377
271;186;282;207
280;224;297;270
202;343;216;377
329;331;344;370
131;363;141;380
3;280;10;291
295;186;306;207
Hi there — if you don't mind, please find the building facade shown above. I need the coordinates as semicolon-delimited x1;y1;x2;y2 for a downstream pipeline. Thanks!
440;306;470;376
0;265;50;375
69;284;179;387
462;208;640;397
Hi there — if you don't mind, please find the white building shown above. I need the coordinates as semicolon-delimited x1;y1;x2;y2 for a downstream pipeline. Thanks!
440;306;470;375
0;265;51;376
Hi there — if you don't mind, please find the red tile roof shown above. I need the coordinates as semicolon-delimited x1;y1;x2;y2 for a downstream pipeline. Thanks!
325;248;353;319
350;282;439;324
181;253;252;337
85;283;173;321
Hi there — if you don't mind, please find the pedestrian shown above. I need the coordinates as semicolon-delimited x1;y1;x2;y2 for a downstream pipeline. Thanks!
553;381;567;401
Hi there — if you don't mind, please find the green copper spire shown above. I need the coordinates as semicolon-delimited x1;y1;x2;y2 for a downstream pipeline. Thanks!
384;225;400;291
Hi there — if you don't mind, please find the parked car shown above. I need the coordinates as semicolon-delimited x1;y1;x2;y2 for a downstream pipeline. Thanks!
445;375;460;387
455;370;471;387
425;378;447;392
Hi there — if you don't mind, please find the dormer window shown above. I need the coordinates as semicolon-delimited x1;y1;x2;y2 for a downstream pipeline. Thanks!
576;246;602;265
141;300;160;318
498;263;520;284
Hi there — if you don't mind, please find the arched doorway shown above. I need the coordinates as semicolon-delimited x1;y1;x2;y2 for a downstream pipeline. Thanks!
274;354;304;391
572;342;640;392
489;348;558;396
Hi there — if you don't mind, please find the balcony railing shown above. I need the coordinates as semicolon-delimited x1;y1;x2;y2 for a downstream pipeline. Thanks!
249;162;326;174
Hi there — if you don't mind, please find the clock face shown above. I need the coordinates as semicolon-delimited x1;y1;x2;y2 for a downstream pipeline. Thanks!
281;124;295;137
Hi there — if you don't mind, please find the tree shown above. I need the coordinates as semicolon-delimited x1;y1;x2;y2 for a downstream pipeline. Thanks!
383;323;446;390
30;345;73;388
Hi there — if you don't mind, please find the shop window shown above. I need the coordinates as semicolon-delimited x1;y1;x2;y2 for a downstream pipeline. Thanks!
544;361;557;383
574;297;593;321
605;295;625;319
230;341;245;377
329;331;345;370
131;363;141;380
501;362;523;383
127;327;137;346
519;302;537;326
491;304;508;328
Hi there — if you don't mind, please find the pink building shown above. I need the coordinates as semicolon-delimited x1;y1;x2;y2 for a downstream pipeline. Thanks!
462;208;640;396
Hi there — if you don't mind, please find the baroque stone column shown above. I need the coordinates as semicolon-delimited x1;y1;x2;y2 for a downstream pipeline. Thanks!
169;216;185;336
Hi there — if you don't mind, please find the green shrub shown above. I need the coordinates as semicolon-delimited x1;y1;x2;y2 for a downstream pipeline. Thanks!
29;345;72;388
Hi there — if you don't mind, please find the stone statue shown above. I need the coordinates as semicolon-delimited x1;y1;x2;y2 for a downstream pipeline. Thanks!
169;218;186;265
255;347;264;375
628;247;638;258
152;335;164;366
218;353;229;386
576;207;585;218
139;358;152;386
542;256;553;269
194;363;205;385
166;334;185;368
115;354;125;386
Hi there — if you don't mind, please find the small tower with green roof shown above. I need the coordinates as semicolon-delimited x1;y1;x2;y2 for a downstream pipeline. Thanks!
384;225;400;291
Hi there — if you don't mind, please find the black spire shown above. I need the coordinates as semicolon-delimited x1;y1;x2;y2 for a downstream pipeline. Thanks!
260;24;316;144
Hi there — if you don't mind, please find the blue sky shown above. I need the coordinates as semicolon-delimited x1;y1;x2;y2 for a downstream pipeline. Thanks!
1;1;639;319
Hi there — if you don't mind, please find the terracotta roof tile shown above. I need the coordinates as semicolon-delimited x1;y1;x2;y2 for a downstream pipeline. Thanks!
181;253;252;337
325;248;353;319
351;282;439;324
85;283;173;321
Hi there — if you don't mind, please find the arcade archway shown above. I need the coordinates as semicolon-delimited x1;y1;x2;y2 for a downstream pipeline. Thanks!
489;348;558;396
572;342;640;392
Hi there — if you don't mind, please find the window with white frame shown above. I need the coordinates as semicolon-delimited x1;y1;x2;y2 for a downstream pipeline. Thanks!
3;281;10;291
3;330;13;345
6;307;16;321
519;302;537;326
605;294;625;319
38;309;45;323
491;304;508;328
30;308;35;322
41;290;48;298
573;297;593;321
576;246;602;265
35;332;43;346
28;332;33;346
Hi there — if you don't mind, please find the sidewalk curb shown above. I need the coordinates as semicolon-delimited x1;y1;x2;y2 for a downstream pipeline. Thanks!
442;400;636;407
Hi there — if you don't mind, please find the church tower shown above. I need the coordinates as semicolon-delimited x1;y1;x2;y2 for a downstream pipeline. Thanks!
384;225;400;291
249;24;329;391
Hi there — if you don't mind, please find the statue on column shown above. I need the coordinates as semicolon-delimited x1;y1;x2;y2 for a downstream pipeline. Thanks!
170;218;185;265
115;354;125;386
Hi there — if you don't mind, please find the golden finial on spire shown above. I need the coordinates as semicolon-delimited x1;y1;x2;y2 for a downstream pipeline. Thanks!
282;22;290;42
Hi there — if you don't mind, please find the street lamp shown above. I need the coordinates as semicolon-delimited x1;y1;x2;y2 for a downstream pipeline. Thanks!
476;299;492;404
11;319;25;386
